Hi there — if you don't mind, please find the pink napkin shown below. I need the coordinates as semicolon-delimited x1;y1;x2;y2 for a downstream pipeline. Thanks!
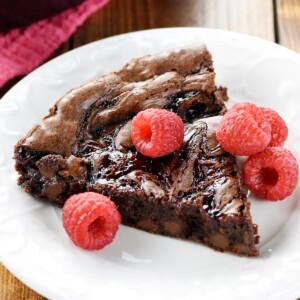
0;0;110;88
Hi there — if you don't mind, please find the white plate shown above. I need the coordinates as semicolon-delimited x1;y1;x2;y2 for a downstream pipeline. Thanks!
0;28;300;300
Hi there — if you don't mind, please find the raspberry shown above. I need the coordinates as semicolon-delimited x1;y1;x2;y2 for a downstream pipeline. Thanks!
62;192;121;250
216;102;271;156
243;147;298;201
131;108;184;158
260;107;288;147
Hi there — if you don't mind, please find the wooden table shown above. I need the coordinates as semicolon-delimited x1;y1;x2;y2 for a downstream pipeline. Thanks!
1;0;300;299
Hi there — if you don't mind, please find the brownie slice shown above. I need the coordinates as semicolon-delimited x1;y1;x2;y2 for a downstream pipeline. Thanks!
14;45;259;256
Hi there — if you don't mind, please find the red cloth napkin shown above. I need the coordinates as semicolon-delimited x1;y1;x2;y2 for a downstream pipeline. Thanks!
0;0;110;88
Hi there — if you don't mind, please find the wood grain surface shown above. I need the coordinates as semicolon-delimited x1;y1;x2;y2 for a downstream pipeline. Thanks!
73;0;274;47
1;0;300;299
277;0;300;52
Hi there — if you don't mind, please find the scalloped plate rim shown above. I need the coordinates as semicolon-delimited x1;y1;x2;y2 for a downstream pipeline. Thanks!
0;28;300;300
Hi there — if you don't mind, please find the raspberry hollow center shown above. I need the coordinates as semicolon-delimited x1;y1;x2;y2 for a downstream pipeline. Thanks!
261;167;279;186
88;216;105;238
139;123;152;142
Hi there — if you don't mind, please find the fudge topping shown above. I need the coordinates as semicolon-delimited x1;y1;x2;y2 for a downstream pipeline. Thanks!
15;45;259;256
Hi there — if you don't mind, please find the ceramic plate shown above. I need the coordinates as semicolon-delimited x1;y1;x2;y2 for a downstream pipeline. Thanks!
0;28;300;300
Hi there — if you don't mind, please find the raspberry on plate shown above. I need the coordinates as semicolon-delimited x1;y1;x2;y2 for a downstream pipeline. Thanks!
260;107;288;147
62;192;121;250
243;147;299;201
216;102;271;156
131;108;184;158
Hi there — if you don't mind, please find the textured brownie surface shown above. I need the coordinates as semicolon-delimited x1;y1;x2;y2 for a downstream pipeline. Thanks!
15;45;259;256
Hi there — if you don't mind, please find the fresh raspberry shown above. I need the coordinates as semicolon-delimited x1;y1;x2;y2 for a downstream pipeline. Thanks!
216;102;271;156
131;108;184;158
260;107;288;147
62;192;121;250
243;147;298;201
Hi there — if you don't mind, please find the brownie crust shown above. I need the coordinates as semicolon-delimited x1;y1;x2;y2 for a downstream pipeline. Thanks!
19;45;219;155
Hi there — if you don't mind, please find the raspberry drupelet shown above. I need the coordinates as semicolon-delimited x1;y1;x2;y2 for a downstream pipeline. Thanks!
131;108;184;158
62;192;121;250
260;107;288;147
243;147;298;201
216;102;271;156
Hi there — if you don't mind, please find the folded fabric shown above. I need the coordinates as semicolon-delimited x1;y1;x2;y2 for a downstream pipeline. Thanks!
0;0;85;31
0;0;110;89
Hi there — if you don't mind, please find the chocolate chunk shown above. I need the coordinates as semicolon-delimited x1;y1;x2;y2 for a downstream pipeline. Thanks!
59;155;87;179
42;180;66;200
37;155;65;179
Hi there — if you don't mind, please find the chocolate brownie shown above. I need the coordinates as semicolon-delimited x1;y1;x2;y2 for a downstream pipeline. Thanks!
14;45;259;256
